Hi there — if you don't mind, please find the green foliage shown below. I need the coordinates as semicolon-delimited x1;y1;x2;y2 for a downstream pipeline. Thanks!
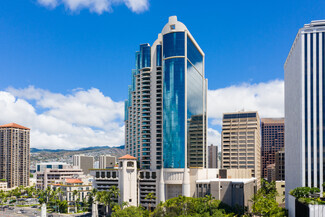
251;179;287;217
289;186;320;199
150;195;232;217
112;206;149;217
0;179;6;182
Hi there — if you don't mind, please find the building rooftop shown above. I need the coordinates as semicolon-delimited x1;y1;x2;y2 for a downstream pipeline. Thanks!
119;154;137;160
196;178;256;184
65;178;83;184
0;123;30;130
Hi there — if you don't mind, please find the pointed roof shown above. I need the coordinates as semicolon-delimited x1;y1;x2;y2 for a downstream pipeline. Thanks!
0;123;30;130
118;154;137;160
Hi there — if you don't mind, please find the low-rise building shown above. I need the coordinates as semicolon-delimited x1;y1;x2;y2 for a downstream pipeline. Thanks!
196;178;257;210
36;162;68;173
0;181;7;191
90;154;255;211
275;181;285;205
50;178;92;213
36;164;85;190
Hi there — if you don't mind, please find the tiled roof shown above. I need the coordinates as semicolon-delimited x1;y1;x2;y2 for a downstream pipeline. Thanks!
65;178;83;184
0;123;30;130
118;154;137;160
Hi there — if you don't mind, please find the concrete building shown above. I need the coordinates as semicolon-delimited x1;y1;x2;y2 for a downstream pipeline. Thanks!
0;123;30;188
275;149;285;181
50;178;92;213
91;154;254;211
36;164;85;189
261;118;284;179
208;144;218;168
99;155;116;169
196;178;257;210
73;155;94;175
275;180;285;205
284;20;325;209
221;111;261;183
36;162;68;173
0;181;7;191
267;164;276;182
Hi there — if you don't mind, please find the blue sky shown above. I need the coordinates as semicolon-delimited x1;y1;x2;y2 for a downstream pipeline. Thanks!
0;0;324;149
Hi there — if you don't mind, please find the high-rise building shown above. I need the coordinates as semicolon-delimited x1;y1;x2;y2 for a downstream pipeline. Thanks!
208;144;218;168
221;111;261;181
124;16;208;171
285;20;325;206
261;118;284;179
0;123;30;188
73;155;94;175
99;155;116;169
275;149;285;181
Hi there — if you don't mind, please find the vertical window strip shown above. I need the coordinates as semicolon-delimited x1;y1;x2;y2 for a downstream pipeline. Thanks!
305;33;308;187
311;33;314;187
316;33;320;188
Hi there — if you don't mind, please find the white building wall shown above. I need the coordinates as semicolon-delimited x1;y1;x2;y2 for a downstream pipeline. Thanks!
285;31;303;207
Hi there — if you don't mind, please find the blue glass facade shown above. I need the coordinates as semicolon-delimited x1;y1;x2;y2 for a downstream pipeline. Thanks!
156;45;162;67
140;44;151;68
163;58;185;168
163;32;185;58
187;36;203;75
187;58;204;167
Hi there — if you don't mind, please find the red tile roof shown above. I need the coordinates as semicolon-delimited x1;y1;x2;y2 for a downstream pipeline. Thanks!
65;178;83;184
0;123;30;130
118;154;137;160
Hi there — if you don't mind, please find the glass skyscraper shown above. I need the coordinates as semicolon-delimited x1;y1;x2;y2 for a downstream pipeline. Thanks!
125;16;207;171
285;20;325;207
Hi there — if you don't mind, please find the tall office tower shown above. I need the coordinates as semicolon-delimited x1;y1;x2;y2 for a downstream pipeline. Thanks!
73;155;94;175
275;149;285;181
0;123;30;188
208;144;218;168
125;16;207;171
221;112;261;180
99;155;116;169
261;118;284;180
285;21;325;206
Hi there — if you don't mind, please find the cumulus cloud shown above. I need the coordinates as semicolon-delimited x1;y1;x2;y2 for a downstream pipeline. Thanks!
37;0;149;14
1;86;124;149
0;79;283;151
207;128;221;148
207;79;284;126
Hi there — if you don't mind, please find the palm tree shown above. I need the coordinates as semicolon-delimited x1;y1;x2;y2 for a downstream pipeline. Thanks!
72;190;78;213
145;192;156;212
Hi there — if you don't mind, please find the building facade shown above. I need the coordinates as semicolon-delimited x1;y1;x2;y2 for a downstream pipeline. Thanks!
73;155;94;175
208;144;218;168
124;16;208;171
91;154;254;212
261;118;284;179
36;164;84;189
275;149;285;181
221;112;261;182
0;123;30;188
284;20;325;207
99;155;116;169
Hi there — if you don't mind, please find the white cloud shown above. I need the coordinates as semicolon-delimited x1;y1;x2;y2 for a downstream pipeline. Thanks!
37;0;149;14
206;79;284;148
1;86;124;150
207;128;221;148
207;79;284;126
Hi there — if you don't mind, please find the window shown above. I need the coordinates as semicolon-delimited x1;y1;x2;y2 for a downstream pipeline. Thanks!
170;25;175;30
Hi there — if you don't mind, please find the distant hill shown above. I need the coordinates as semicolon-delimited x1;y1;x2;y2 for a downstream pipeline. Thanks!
30;145;125;153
